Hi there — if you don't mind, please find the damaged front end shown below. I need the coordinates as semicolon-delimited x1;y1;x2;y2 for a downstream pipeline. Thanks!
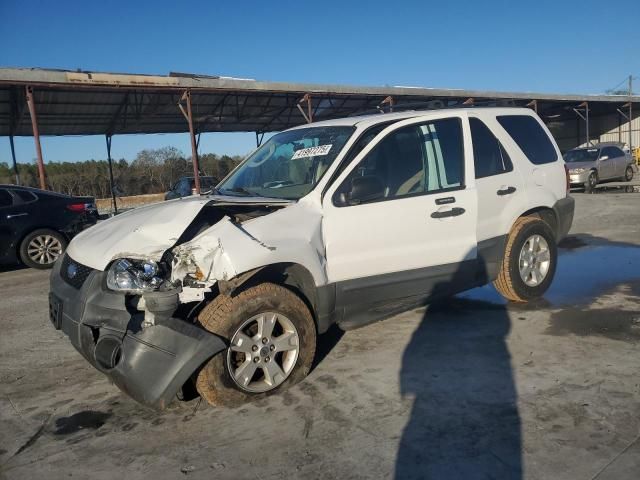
49;196;303;409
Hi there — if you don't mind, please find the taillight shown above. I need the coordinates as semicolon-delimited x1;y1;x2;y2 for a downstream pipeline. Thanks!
66;203;87;212
564;164;570;194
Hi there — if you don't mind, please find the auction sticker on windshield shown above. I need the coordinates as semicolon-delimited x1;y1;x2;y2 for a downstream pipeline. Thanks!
291;144;332;159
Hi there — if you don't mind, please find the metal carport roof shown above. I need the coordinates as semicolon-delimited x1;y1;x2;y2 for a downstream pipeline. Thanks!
1;67;639;137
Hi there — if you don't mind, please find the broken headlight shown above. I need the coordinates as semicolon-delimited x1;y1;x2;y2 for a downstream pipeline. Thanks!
106;258;167;293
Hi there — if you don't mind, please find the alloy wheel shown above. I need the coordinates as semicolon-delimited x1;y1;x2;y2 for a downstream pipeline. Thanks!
226;312;300;393
518;234;551;287
27;234;63;266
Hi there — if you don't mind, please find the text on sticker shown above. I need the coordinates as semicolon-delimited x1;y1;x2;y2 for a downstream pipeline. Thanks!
291;144;333;160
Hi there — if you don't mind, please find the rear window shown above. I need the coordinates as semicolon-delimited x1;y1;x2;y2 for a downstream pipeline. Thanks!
497;115;558;165
0;189;13;207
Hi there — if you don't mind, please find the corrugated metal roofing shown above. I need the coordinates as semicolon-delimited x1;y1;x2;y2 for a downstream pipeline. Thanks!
1;67;639;136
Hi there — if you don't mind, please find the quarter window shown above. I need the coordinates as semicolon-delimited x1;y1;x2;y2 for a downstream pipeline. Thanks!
497;115;558;165
12;189;38;203
0;189;13;207
470;118;513;178
334;117;464;206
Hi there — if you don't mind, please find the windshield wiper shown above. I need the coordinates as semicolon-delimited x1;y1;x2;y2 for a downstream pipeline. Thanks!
221;187;254;197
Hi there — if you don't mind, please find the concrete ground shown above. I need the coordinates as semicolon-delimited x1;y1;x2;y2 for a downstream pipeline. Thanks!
1;192;639;480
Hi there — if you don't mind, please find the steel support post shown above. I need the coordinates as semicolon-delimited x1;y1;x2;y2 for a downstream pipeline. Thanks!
9;134;20;185
178;90;201;194
296;94;313;123
25;86;47;190
573;102;590;146
105;135;118;215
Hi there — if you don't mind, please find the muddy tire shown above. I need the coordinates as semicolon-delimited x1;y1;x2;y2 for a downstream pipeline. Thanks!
493;216;557;303
195;283;316;407
19;228;67;269
625;166;634;182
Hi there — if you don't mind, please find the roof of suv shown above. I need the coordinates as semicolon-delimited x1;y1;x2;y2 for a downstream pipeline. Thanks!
288;106;536;131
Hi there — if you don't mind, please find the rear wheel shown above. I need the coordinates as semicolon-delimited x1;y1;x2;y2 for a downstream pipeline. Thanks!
494;216;557;302
19;229;67;269
196;283;316;407
625;166;634;182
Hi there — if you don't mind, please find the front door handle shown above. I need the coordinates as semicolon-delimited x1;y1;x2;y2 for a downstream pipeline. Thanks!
431;207;465;219
6;212;28;219
497;186;517;196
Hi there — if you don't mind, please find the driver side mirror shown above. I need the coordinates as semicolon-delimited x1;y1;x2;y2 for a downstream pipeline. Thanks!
335;175;385;206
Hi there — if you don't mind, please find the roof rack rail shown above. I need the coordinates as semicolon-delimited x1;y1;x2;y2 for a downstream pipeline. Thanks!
350;98;520;117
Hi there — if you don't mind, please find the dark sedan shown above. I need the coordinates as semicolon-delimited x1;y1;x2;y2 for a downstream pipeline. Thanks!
0;185;98;269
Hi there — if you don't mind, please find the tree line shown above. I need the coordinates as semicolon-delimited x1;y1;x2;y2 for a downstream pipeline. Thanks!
0;147;243;198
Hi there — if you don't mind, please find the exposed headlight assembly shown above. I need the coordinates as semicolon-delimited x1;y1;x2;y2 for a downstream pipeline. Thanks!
570;168;585;174
106;258;169;293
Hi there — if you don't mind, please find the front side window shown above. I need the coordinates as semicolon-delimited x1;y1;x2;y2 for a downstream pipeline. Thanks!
564;148;599;163
218;126;354;200
470;118;513;178
497;115;558;165
334;117;464;206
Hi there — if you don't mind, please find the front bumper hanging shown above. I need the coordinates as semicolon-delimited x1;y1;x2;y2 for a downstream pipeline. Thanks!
49;256;226;409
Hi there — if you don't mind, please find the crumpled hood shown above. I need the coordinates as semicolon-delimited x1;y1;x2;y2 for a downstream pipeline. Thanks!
65;195;291;271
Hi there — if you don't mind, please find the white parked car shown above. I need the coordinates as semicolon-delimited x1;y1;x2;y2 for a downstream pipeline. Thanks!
49;107;574;408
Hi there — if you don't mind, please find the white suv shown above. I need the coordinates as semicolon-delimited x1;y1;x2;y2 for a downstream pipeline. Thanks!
49;107;574;408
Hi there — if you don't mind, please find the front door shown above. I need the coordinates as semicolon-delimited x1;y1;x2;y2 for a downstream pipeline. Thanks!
322;114;478;314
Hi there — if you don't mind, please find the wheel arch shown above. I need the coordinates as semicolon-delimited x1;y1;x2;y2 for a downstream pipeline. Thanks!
216;262;335;334
517;206;558;236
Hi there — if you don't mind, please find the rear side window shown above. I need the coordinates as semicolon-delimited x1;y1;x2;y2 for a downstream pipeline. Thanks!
12;190;38;203
497;115;558;165
602;146;623;158
0;189;13;207
470;118;513;178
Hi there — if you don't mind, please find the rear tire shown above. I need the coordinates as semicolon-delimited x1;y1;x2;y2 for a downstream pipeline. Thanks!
494;216;557;302
195;283;316;407
19;229;67;269
625;166;634;182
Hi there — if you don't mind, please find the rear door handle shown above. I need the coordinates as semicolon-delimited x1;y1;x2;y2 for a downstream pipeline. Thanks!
6;213;28;219
497;186;516;196
431;207;465;219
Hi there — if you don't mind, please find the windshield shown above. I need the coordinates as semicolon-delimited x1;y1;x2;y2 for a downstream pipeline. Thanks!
563;148;599;163
218;126;355;199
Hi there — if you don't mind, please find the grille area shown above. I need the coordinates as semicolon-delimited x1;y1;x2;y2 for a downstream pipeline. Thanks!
60;254;93;289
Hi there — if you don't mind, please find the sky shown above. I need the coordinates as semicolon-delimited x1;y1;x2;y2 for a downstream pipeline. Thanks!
1;0;639;165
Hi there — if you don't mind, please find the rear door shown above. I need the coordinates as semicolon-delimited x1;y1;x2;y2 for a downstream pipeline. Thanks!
322;113;478;309
467;115;526;280
0;189;32;261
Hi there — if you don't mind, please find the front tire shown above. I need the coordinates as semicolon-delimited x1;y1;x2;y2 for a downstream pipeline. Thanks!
584;171;598;192
494;216;557;302
625;166;634;182
19;229;67;269
196;283;316;407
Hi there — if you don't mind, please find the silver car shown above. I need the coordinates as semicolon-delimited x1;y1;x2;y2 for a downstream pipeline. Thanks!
565;142;635;191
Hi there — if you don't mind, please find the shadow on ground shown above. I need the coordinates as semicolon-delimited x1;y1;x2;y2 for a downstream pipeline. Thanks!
395;233;640;479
